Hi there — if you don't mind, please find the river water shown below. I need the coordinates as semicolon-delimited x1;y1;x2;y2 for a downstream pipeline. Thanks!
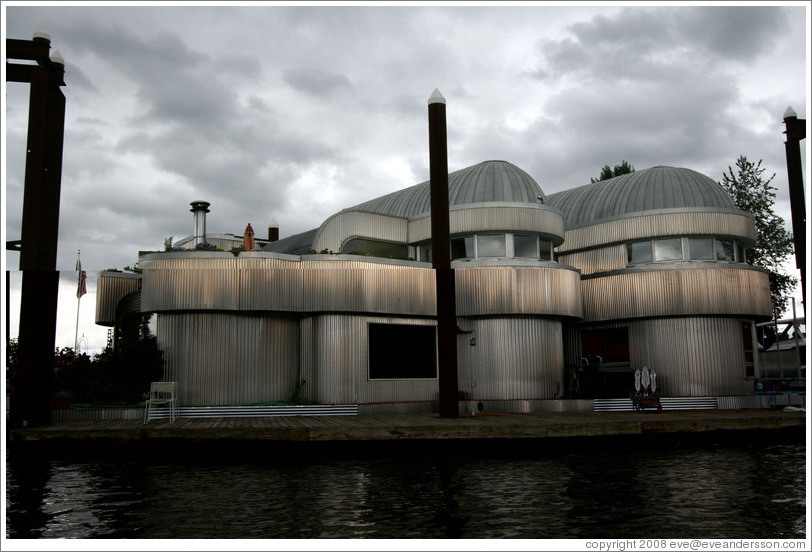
4;430;807;540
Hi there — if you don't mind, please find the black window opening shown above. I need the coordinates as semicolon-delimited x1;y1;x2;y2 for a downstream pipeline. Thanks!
368;323;438;379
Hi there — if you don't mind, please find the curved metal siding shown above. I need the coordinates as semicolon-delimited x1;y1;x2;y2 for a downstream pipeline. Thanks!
140;254;238;270
407;205;565;244
95;272;142;326
157;313;299;405
312;211;408;254
237;256;303;269
630;317;752;396
557;245;627;276
141;269;240;311
458;317;564;402
300;259;420;269
564;317;753;396
456;267;582;318
143;261;437;315
558;212;756;253
581;267;771;321
239;269;305;311
301;269;436;314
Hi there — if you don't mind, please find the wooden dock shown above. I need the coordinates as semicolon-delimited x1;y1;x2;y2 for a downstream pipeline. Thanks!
6;409;806;444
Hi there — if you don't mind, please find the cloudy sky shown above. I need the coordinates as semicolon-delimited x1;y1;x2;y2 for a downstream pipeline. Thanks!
2;2;809;354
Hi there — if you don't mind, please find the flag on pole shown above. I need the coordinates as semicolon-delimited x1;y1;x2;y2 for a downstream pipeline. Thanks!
76;255;87;298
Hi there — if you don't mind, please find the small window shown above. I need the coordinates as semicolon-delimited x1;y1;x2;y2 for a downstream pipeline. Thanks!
451;236;475;259
369;323;437;379
419;244;432;263
628;241;652;264
539;240;553;261
736;243;746;263
477;235;506;258
689;238;715;260
716;239;734;261
654;238;683;261
514;235;538;259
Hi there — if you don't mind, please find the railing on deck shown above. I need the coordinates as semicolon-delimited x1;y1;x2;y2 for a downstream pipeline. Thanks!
593;397;718;412
145;404;360;420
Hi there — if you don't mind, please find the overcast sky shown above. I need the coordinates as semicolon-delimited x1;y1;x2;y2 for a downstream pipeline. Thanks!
2;2;809;355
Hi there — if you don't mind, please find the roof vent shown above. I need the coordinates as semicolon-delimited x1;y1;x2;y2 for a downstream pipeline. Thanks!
190;201;210;247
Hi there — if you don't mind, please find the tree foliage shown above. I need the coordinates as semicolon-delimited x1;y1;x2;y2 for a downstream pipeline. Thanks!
591;160;635;183
719;156;797;317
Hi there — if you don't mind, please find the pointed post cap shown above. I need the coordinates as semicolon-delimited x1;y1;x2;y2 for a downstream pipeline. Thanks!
428;89;446;105
33;29;51;42
783;106;797;120
50;49;65;66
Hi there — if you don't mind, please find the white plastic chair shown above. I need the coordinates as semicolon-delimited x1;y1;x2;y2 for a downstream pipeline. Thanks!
144;381;178;424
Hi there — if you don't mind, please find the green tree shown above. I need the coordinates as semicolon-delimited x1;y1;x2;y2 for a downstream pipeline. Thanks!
719;156;797;318
591;160;635;183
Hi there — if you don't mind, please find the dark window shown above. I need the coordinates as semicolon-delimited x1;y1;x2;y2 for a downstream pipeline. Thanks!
477;234;506;257
654;238;683;261
716;238;734;261
419;243;432;263
688;238;715;260
369;323;437;379
514;234;537;258
736;243;746;263
628;241;652;263
451;236;475;259
581;328;630;365
540;239;553;261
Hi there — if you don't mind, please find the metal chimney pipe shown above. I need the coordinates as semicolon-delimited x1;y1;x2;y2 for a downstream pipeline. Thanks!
268;218;279;242
190;200;210;247
428;89;459;418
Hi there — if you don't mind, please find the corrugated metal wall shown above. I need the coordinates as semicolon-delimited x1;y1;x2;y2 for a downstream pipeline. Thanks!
94;271;142;326
157;313;299;405
303;315;439;407
558;211;756;253
564;317;754;397
144;255;587;318
456;266;582;318
629;317;752;396
141;255;437;315
458;317;564;403
581;267;771;321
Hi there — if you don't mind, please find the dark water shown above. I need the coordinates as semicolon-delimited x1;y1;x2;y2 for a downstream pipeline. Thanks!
5;430;807;539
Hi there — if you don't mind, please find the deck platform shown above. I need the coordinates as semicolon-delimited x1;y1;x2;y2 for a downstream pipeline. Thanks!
6;409;806;444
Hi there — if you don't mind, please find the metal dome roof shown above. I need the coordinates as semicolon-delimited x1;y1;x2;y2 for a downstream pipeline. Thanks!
546;166;739;228
347;160;545;219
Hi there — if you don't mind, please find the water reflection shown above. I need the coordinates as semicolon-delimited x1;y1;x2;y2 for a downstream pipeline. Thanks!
6;432;806;539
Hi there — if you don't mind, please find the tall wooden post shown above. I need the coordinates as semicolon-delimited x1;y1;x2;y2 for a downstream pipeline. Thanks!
782;107;806;316
6;32;66;427
428;89;459;418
